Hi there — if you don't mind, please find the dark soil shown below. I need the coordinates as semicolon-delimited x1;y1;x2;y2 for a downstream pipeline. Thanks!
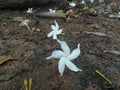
0;1;120;90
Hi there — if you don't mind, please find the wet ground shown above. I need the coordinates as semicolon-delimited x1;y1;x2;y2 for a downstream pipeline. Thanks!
0;1;120;90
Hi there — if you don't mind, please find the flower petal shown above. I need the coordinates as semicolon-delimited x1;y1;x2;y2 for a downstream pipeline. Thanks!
66;59;82;72
49;8;53;12
53;34;57;39
54;20;59;30
51;25;56;31
90;0;94;3
56;29;63;35
81;0;85;4
68;43;81;61
69;2;76;7
46;50;64;60
58;57;66;77
57;39;70;55
47;31;54;37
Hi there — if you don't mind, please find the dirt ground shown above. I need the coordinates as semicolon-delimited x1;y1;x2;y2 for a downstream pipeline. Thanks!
0;1;120;90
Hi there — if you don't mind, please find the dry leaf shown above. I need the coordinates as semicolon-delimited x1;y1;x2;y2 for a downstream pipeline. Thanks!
13;17;23;22
0;55;14;64
84;31;106;37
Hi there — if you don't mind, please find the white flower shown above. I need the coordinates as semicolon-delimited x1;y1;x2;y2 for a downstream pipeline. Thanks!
47;20;62;39
49;8;56;13
81;0;85;4
69;2;76;7
118;12;120;15
20;19;30;30
22;19;30;25
27;8;33;13
46;39;82;76
90;0;94;3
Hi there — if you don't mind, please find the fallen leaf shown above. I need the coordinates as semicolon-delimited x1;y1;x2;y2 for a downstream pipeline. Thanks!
13;17;23;22
0;74;16;81
0;55;14;65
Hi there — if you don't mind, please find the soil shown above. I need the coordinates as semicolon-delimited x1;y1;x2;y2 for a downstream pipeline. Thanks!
0;1;120;90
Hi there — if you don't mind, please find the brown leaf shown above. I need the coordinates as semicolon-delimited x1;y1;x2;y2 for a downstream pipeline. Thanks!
0;55;14;65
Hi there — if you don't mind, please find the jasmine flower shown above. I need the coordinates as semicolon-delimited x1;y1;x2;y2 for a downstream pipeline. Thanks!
20;19;30;30
69;2;76;7
81;0;85;4
49;8;56;13
46;39;82;76
90;0;94;3
27;8;33;13
47;20;62;39
118;12;120;15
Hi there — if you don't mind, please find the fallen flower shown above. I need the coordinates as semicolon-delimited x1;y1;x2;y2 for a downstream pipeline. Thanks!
47;20;62;39
118;12;120;15
27;8;33;13
69;2;76;7
20;19;30;30
49;8;56;13
46;39;82;76
90;0;94;3
81;0;85;4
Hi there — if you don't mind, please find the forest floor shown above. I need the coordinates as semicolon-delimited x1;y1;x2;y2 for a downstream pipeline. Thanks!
0;1;120;90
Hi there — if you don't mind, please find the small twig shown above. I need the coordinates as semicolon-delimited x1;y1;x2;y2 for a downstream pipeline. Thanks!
84;31;106;37
95;69;112;84
109;14;120;18
103;50;120;55
37;12;66;18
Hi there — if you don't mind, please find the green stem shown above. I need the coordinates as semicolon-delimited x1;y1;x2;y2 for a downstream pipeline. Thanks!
95;69;112;84
29;78;32;90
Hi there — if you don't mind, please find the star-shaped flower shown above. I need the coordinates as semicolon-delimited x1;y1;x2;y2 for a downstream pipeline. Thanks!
27;8;33;13
118;12;120;15
69;2;76;7
49;8;56;13
46;39;82;76
20;19;30;30
90;0;94;3
47;20;62;39
81;0;85;4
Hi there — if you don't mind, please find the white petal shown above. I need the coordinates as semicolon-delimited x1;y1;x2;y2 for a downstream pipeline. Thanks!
57;39;70;55
66;60;82;72
49;9;55;13
118;12;120;15
68;43;81;61
81;0;85;4
51;25;56;31
46;50;64;60
47;31;54;37
53;34;57;39
90;0;94;3
49;8;53;12
69;2;76;7
54;20;59;30
56;29;63;35
58;57;66;77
